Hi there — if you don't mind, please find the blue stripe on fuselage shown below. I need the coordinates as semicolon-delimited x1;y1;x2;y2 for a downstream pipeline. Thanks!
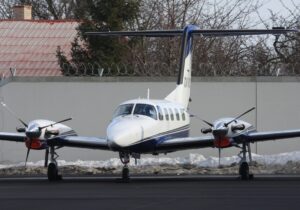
117;128;190;153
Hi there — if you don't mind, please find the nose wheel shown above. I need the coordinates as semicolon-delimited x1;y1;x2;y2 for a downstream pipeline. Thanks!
47;146;62;181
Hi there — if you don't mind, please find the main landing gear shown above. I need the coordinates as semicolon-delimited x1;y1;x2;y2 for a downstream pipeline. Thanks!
47;146;62;181
119;152;130;181
237;142;254;180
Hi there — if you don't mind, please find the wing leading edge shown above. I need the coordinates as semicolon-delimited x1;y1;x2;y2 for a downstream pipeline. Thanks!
0;132;26;142
156;136;215;152
48;136;109;150
244;130;300;143
156;129;300;152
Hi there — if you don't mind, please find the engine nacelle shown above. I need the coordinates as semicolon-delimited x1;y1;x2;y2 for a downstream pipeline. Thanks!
201;128;212;134
45;129;59;136
16;127;26;132
231;124;245;132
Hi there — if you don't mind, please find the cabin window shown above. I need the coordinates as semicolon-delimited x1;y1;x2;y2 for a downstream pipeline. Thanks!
113;104;134;118
169;108;174;121
175;109;180;121
164;108;169;121
181;109;186;121
134;104;157;120
157;106;164;120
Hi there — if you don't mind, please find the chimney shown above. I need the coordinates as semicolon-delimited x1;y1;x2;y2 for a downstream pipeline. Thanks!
12;5;32;20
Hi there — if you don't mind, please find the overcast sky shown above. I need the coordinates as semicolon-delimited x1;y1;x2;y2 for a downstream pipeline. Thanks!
259;0;297;18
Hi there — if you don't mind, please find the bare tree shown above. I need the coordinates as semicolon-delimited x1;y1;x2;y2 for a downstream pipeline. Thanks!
0;0;16;18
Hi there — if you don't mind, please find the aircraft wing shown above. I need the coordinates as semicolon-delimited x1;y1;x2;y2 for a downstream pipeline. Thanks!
0;132;26;142
47;136;110;150
242;130;300;143
155;136;215;152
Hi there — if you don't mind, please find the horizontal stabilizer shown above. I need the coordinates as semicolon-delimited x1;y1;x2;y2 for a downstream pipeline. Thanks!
86;28;298;37
192;29;299;37
86;30;183;37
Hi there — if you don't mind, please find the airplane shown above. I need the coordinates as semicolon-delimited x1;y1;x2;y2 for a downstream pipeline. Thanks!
0;25;299;181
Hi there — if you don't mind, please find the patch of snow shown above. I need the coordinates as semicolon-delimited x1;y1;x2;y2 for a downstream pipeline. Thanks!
1;151;300;169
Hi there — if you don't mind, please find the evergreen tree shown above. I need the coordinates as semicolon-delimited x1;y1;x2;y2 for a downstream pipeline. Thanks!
57;0;139;76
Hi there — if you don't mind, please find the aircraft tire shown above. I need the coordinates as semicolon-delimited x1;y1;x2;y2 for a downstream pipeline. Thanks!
239;162;249;180
47;162;59;181
122;167;129;180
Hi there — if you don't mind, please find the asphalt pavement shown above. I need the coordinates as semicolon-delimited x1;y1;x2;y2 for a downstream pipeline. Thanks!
0;175;299;210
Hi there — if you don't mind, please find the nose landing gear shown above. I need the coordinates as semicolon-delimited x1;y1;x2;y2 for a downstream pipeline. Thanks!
119;152;130;181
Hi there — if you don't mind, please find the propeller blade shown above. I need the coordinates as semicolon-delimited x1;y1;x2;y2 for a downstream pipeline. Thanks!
224;107;255;127
202;119;213;127
218;147;221;167
190;114;213;127
39;117;72;130
25;140;32;167
0;102;28;127
44;148;49;168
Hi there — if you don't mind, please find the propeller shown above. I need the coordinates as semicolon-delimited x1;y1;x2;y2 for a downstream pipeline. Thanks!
0;102;72;167
224;107;255;127
24;117;72;167
195;107;256;167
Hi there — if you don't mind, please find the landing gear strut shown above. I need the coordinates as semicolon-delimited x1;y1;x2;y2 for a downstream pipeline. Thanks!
47;146;62;181
119;152;130;181
238;142;253;180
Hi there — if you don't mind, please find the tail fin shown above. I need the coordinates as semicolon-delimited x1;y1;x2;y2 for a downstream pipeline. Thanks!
86;26;297;109
164;26;297;109
165;25;197;109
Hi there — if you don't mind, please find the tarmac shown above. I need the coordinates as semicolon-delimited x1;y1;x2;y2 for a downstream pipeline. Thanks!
0;175;300;210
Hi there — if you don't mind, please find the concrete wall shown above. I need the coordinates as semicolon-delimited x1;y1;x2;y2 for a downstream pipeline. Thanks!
0;77;300;163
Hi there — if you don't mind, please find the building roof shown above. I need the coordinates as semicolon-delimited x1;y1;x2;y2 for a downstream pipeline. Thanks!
0;20;78;77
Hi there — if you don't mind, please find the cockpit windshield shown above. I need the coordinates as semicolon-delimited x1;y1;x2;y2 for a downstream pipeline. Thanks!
113;104;134;118
133;104;157;120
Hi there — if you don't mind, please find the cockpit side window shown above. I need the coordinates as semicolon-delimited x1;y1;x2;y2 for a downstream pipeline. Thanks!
113;104;134;118
157;106;164;120
134;104;157;120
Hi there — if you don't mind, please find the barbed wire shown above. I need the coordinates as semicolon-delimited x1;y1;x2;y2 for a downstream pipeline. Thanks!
59;61;300;77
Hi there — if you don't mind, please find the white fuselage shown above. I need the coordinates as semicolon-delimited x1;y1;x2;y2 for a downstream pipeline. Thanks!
106;99;190;153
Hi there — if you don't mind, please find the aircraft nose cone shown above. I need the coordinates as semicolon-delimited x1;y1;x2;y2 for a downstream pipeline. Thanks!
107;120;143;150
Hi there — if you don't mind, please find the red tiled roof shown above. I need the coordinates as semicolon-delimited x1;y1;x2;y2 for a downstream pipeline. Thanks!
0;20;78;77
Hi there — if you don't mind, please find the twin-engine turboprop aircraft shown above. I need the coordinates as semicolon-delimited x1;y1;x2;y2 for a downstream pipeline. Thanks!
0;25;299;181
